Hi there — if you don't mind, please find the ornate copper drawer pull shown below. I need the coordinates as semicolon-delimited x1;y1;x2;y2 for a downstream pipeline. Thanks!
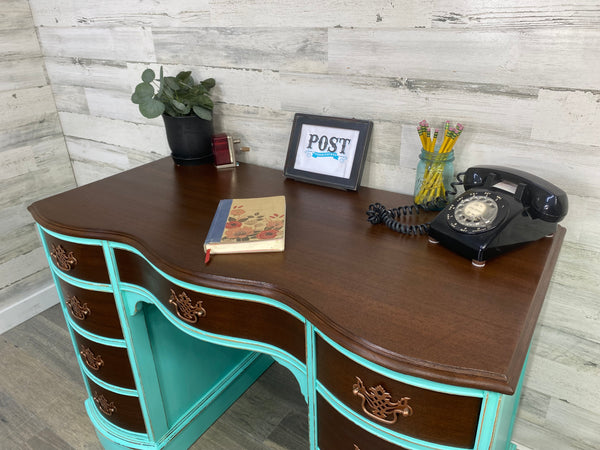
80;346;104;371
352;377;413;424
50;243;78;271
93;392;116;416
168;289;206;323
66;295;91;320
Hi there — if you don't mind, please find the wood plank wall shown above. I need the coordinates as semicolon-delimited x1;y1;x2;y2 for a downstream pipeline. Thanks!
12;0;600;447
0;0;75;330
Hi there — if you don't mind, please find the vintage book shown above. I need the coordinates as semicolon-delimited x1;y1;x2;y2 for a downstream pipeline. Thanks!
204;196;286;261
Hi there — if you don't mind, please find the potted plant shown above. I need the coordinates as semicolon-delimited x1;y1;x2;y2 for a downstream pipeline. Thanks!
131;67;216;165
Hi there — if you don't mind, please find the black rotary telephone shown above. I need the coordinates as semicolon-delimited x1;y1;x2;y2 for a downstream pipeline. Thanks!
367;166;568;266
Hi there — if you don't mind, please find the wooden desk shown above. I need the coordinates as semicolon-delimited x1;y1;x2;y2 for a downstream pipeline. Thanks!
28;158;565;450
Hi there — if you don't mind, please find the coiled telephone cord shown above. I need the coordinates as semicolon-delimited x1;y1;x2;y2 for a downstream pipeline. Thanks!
366;172;466;235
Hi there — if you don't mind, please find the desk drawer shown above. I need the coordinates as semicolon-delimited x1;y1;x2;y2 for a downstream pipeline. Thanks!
57;278;123;339
115;249;306;363
316;335;481;448
87;378;146;434
318;394;408;450
73;329;135;389
42;231;110;283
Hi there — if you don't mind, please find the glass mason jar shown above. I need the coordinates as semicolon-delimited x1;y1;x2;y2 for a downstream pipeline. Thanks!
413;148;455;210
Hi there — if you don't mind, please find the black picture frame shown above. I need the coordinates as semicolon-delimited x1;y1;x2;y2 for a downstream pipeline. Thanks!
283;113;373;191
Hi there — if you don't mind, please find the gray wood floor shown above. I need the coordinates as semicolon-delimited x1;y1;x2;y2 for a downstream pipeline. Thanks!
0;304;309;449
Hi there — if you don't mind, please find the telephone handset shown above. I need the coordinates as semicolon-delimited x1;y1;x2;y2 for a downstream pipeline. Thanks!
367;166;568;266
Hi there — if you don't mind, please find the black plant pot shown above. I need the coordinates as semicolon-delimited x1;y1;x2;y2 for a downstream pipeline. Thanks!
162;114;214;166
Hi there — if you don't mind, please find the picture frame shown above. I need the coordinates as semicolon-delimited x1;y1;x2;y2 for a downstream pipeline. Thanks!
283;113;373;191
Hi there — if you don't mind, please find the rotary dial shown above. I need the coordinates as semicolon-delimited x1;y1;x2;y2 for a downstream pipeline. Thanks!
447;192;505;234
455;195;498;228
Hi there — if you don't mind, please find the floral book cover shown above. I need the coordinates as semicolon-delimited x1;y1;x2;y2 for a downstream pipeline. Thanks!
203;196;286;259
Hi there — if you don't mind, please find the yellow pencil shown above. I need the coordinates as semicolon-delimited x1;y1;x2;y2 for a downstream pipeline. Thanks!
445;123;464;153
417;126;427;149
440;134;448;153
450;123;464;152
432;129;439;152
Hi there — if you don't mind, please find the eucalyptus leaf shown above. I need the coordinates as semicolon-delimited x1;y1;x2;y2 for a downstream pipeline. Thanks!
172;99;186;111
141;69;155;83
192;105;212;121
178;104;192;115
189;85;207;97
131;91;143;104
133;82;154;99
139;98;165;119
201;78;216;90
196;95;214;109
165;77;180;91
176;71;192;83
160;84;174;100
163;103;178;117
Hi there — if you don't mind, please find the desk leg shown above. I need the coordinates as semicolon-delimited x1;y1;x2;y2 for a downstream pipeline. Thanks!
491;352;529;450
478;351;529;450
306;323;318;450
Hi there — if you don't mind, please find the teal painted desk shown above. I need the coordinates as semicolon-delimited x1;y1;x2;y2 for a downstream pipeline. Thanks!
28;159;565;450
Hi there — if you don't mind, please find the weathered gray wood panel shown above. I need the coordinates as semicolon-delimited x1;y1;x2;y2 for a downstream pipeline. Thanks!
0;113;63;150
1;86;57;130
45;57;130;92
280;72;538;135
0;28;40;59
37;26;156;61
208;0;429;28
29;0;210;28
153;27;327;72
328;28;600;90
0;0;37;31
0;58;47;91
431;1;600;29
59;112;169;156
532;89;600;147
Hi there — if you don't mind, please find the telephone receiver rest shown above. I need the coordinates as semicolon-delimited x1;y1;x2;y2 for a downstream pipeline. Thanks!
463;166;568;223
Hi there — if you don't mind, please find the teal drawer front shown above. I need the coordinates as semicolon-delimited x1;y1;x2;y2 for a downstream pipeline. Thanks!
87;376;146;434
42;230;110;284
316;335;481;448
114;248;307;364
57;277;123;339
72;328;135;390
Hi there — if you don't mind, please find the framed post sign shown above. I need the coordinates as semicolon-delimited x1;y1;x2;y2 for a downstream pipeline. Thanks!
283;113;373;190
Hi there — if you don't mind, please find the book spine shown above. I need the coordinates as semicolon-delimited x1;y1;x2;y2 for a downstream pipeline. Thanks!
204;199;232;248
